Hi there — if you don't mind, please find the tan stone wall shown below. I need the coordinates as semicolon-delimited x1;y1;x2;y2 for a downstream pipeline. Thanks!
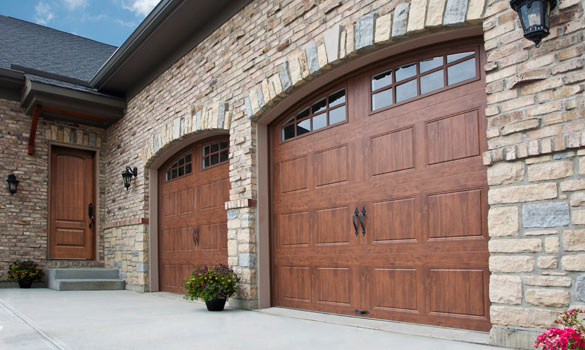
103;223;148;291
0;98;108;279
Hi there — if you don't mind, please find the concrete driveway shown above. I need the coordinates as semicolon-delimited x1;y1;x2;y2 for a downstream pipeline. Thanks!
0;289;510;350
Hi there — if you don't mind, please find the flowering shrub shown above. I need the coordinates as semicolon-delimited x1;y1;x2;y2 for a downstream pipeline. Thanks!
7;260;43;284
184;265;239;301
535;308;585;350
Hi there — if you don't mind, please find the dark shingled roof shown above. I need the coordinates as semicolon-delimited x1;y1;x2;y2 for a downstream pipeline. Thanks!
0;15;117;83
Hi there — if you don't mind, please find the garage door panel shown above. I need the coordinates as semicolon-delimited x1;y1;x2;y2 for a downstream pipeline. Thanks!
427;188;484;240
199;223;220;251
315;267;352;306
427;110;480;165
315;145;349;187
178;188;195;214
163;192;177;217
178;227;195;252
280;156;309;193
315;207;351;246
199;182;219;210
428;268;487;318
371;127;415;176
371;268;419;312
278;212;310;247
370;198;417;243
279;266;312;303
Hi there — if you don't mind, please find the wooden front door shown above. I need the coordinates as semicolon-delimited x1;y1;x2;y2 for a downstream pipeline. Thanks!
158;137;230;293
50;146;96;259
270;40;490;331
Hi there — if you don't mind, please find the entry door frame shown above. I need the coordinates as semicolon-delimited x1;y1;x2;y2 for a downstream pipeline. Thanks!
48;142;99;260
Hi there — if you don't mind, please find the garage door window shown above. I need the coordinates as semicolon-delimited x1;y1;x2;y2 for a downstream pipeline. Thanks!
372;49;478;111
282;88;347;141
165;153;192;181
202;141;229;169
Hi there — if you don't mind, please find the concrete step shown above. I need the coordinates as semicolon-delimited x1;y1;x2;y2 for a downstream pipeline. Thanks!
47;268;119;280
51;279;126;291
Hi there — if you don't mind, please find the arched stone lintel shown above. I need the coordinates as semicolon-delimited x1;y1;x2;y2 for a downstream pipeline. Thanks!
141;101;231;167
244;0;487;121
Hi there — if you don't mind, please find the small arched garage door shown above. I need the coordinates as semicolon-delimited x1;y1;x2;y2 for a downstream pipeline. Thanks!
270;40;490;331
159;136;230;293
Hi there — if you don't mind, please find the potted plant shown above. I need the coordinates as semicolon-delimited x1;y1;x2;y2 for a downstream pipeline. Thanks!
534;308;585;349
7;260;43;288
184;264;239;311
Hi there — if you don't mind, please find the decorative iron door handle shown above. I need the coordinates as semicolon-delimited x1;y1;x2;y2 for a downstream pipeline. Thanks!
88;203;95;229
352;208;359;236
192;228;199;246
360;207;366;236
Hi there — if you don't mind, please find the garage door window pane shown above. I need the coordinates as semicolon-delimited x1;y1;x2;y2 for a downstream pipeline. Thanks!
202;141;230;168
373;88;393;110
372;70;392;90
313;113;327;130
282;124;295;140
297;119;311;136
420;70;444;94
396;80;417;103
420;56;442;73
447;51;474;63
329;106;346;125
395;63;416;82
329;89;345;107
448;58;476;85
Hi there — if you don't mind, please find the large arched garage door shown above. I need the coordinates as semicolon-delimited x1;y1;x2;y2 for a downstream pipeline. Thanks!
158;136;230;293
270;39;490;331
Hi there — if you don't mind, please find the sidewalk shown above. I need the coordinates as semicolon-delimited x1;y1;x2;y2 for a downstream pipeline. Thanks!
0;289;510;350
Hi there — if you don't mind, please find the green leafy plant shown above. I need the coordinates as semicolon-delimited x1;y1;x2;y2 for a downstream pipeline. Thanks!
184;264;239;301
7;260;43;284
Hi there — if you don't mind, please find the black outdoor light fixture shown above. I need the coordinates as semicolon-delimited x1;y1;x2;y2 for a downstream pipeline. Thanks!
510;0;557;48
6;173;19;195
122;166;137;191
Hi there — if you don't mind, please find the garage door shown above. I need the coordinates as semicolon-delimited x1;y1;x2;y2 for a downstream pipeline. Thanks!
159;137;230;293
270;41;490;331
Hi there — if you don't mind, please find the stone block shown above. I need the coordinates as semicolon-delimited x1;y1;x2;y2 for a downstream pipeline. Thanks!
526;289;569;307
562;254;585;271
489;256;534;273
392;3;410;37
490;275;522;304
488;206;519;237
374;13;392;43
528;160;574;181
564;229;585;251
537;256;558;269
561;179;585;192
324;24;340;64
488;239;541;253
407;0;426;32
239;253;256;267
525;276;571;287
571;192;585;207
487;161;524;185
573;209;585;225
467;0;486;22
576;274;585;301
355;13;374;50
304;42;319;74
522;202;569;228
426;0;446;26
490;306;556;328
544;236;560;253
444;0;469;24
488;183;557;204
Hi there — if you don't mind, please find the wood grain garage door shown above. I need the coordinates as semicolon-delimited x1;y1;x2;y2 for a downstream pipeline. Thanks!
159;137;229;293
270;41;490;331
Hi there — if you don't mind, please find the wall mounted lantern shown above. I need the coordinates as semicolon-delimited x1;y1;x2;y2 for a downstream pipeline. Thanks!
510;0;557;47
122;167;137;191
6;174;18;195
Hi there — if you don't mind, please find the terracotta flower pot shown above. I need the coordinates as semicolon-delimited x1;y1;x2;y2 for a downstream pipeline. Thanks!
18;280;32;289
205;298;227;311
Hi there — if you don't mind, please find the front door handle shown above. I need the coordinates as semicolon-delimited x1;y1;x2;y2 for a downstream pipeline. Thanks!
352;208;359;236
192;228;199;246
88;203;95;229
359;207;366;236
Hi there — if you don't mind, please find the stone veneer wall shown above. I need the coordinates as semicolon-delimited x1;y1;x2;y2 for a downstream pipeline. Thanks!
0;98;107;279
481;0;585;347
103;223;148;292
102;0;585;347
